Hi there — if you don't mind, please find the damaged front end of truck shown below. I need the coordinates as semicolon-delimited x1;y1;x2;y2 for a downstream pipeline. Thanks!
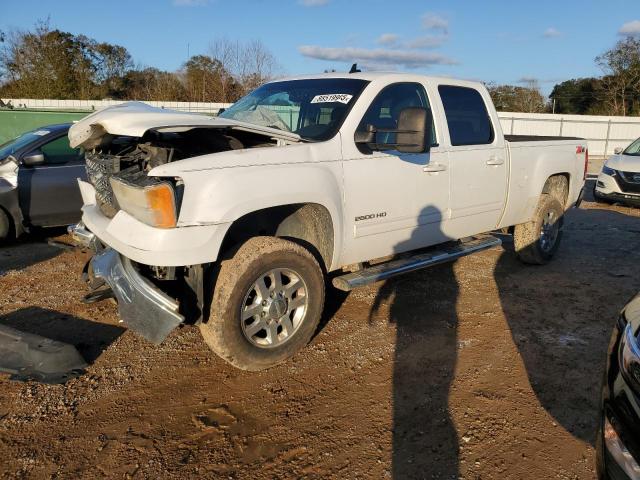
68;101;302;343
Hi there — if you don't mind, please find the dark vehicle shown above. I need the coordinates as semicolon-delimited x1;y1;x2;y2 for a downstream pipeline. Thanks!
0;123;86;240
597;292;640;479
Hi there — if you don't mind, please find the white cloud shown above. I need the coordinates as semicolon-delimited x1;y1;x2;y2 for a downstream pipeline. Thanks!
543;27;561;38
619;20;640;36
298;45;457;69
405;35;448;49
299;0;329;6
173;0;208;5
422;13;448;33
377;33;399;46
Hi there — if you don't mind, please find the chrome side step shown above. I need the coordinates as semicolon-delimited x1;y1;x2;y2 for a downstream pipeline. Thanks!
332;235;502;292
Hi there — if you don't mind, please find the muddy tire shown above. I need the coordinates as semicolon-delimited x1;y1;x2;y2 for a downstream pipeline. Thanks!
200;236;325;371
0;209;11;243
513;193;564;265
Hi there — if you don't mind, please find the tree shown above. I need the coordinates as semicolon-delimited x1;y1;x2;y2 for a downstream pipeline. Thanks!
182;54;240;102
121;68;187;101
487;81;547;113
595;37;640;116
0;20;134;100
208;38;279;99
549;78;605;114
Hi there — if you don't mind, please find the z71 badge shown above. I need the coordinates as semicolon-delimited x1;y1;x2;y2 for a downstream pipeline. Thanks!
355;212;387;222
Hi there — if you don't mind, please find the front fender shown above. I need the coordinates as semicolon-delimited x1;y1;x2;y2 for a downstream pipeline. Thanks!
177;163;344;270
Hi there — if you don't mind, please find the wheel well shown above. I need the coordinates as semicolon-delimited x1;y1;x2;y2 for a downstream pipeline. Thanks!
219;203;334;271
542;173;570;207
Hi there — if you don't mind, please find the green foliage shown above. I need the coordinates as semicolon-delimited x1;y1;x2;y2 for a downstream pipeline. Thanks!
487;83;547;113
549;78;605;115
0;21;276;103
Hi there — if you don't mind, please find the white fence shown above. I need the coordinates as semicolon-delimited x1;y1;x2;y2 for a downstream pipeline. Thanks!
3;98;640;157
2;98;228;114
497;111;640;157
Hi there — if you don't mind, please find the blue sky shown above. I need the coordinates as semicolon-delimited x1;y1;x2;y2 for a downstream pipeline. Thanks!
2;0;640;94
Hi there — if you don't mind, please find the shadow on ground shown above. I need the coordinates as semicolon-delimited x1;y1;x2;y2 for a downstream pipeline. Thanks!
0;306;125;364
366;203;640;476
0;227;72;274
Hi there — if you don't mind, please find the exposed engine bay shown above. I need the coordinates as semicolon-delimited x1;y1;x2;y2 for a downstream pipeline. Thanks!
85;127;279;217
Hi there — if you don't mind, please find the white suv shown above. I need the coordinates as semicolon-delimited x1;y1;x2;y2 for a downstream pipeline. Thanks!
595;137;640;207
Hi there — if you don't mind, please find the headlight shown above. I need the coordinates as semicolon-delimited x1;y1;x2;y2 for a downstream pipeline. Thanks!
602;164;616;176
109;177;177;228
603;416;640;479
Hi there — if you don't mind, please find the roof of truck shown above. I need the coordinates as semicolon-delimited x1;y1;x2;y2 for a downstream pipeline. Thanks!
271;71;483;88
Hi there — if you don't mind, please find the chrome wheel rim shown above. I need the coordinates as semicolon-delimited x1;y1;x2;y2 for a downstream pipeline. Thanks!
539;210;560;253
240;268;308;348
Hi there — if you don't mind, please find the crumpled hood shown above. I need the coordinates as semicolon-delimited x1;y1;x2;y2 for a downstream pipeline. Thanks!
68;101;301;149
607;153;640;173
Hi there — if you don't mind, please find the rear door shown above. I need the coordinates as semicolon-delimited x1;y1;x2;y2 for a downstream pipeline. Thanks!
18;134;86;227
437;85;507;237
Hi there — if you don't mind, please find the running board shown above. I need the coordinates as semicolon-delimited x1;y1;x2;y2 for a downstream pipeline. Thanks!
332;235;502;292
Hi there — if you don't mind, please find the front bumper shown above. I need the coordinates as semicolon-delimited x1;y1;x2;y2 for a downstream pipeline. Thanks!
595;173;640;207
78;180;230;267
70;223;184;344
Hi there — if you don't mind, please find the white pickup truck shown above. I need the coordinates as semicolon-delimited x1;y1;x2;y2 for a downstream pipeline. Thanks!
68;72;588;370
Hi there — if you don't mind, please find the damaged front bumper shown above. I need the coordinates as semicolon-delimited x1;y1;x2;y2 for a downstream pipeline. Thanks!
69;223;184;344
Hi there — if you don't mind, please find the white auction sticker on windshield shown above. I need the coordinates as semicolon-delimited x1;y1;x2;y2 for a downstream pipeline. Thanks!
310;94;353;104
32;130;50;136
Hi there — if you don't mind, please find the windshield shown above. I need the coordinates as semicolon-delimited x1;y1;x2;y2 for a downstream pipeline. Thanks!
219;78;369;141
623;137;640;156
0;128;52;161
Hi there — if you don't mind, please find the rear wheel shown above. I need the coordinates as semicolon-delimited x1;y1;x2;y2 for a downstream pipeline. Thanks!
514;193;564;265
200;236;325;371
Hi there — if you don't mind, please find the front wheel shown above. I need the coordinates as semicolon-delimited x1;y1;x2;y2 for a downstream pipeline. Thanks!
513;193;564;265
200;236;325;371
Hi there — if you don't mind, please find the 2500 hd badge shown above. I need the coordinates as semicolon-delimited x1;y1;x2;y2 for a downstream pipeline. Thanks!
355;212;387;222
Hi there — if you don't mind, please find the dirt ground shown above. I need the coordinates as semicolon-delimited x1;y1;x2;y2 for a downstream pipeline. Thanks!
1;188;639;479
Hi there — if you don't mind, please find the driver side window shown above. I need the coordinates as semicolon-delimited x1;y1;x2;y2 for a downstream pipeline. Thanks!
40;136;83;165
358;82;434;146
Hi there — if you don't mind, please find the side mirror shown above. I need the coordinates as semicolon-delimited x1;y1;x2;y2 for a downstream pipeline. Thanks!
354;107;431;154
614;147;623;155
22;151;45;166
396;107;430;154
354;124;376;144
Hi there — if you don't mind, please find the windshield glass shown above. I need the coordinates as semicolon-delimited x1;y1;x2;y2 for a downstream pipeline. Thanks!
219;78;369;141
623;137;640;156
0;128;52;161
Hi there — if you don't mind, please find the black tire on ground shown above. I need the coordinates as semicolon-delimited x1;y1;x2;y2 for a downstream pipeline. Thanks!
200;236;325;371
0;208;11;243
513;193;564;265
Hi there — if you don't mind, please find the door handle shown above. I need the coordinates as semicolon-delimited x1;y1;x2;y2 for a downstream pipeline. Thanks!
486;156;504;166
423;163;447;173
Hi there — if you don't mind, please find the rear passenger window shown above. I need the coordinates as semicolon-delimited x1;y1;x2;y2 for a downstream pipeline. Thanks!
438;85;494;146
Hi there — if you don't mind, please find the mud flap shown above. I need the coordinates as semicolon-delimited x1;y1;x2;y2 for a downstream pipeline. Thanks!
0;324;87;384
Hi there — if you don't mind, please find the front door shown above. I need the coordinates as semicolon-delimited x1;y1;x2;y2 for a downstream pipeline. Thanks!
341;82;450;266
18;134;86;227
